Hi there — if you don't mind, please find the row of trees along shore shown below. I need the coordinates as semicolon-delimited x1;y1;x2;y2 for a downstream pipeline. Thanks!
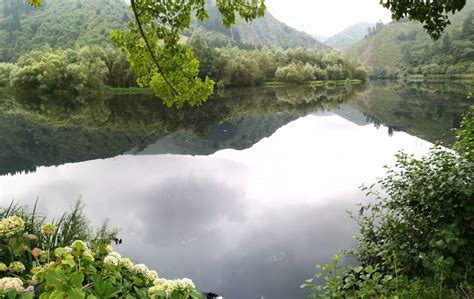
0;32;369;94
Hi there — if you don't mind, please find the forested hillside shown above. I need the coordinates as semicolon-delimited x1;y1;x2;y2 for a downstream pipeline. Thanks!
325;22;374;50
0;0;130;62
346;0;474;78
192;3;328;50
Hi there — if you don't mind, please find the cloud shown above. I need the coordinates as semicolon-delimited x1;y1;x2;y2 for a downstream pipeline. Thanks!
265;0;392;36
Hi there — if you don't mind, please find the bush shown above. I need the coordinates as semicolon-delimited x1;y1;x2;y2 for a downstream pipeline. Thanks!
303;107;474;298
0;201;203;299
325;64;345;80
352;67;368;82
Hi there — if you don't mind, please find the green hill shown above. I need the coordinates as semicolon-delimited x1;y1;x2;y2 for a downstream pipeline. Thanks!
346;0;474;79
0;0;130;62
325;22;374;50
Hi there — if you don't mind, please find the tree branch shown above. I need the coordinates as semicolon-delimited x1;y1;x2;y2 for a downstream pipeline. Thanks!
130;0;179;96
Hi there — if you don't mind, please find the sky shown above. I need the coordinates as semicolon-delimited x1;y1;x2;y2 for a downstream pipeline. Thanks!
265;0;393;37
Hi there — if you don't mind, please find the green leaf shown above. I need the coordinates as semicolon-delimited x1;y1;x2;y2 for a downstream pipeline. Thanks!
70;272;84;287
67;287;85;299
50;290;67;299
46;270;67;288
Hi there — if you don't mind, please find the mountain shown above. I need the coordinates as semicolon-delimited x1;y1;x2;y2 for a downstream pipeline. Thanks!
324;22;374;50
346;0;474;78
0;0;130;62
0;0;328;63
192;4;329;50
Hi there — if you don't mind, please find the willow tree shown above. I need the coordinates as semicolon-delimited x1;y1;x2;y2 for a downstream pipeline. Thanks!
26;0;467;107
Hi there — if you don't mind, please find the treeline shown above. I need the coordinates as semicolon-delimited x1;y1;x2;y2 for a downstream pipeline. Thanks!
187;30;369;86
402;11;474;76
0;35;368;93
0;46;135;92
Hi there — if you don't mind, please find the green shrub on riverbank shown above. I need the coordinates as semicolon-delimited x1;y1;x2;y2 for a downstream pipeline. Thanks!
303;107;474;298
0;201;202;298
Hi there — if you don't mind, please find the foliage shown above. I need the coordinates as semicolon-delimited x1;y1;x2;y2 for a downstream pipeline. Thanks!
187;31;368;86
109;0;265;108
454;106;474;161
2;46;135;92
303;107;474;297
0;201;203;299
381;0;467;39
0;0;130;62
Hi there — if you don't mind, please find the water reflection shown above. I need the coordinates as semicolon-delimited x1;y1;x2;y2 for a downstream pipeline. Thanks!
350;80;472;145
0;85;360;175
0;114;433;298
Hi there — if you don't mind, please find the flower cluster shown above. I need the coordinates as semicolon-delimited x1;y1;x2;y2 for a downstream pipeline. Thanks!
8;261;25;273
40;223;56;237
148;278;196;297
0;263;7;272
132;263;149;276
120;258;133;270
0;216;25;238
103;250;122;266
0;277;24;292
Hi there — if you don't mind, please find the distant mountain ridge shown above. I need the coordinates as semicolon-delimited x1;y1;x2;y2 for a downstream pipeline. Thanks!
193;4;329;50
324;22;375;50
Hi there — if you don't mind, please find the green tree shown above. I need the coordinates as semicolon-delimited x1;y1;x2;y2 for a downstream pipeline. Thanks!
382;0;467;39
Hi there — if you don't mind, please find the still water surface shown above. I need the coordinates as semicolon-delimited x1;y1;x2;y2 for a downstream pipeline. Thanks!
0;81;471;298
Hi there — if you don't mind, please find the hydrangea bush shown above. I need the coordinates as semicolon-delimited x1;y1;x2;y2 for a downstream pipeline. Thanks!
0;204;204;299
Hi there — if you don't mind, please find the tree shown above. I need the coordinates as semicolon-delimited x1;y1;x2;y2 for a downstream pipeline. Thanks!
381;0;467;39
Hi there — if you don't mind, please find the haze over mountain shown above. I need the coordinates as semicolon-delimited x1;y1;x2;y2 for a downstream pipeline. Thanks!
324;22;375;50
192;3;328;50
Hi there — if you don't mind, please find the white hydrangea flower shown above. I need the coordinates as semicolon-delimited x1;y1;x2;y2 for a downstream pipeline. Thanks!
120;258;133;270
147;270;159;281
64;246;73;254
132;263;149;276
174;278;196;292
103;255;119;266
0;277;24;292
0;216;25;237
105;245;113;253
108;251;121;260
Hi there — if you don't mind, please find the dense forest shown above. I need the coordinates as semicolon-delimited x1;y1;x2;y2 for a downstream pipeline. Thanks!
347;0;474;78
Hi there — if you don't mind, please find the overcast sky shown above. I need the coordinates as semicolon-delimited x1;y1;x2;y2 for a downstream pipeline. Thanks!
265;0;393;37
